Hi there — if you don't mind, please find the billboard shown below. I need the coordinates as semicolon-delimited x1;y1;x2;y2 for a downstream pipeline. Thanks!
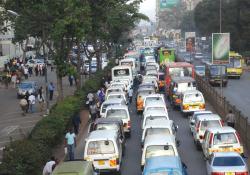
212;33;230;64
185;32;196;52
160;0;179;9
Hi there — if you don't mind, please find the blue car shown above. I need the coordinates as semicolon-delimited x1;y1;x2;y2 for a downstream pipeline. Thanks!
143;156;188;175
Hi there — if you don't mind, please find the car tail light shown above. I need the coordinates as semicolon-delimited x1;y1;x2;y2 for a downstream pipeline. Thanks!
236;172;249;175
175;98;181;104
109;159;117;167
128;121;131;128
211;173;224;175
209;133;214;146
196;121;201;132
236;132;242;143
199;135;204;140
199;103;205;109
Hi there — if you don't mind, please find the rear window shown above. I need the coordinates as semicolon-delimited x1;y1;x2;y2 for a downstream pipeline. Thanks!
184;93;204;103
145;116;167;125
138;90;154;97
213;133;238;145
96;124;119;131
200;120;221;131
145;97;164;106
213;156;244;166
146;145;176;158
108;95;124;100
145;128;170;138
106;109;128;119
102;103;117;113
145;107;165;113
107;89;122;94
87;140;115;155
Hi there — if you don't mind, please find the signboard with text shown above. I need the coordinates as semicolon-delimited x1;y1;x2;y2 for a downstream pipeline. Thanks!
160;0;179;9
212;33;230;64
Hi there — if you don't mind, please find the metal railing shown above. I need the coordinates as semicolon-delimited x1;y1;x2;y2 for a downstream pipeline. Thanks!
195;74;250;152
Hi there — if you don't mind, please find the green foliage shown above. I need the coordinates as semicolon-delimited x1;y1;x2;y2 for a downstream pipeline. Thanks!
194;0;250;52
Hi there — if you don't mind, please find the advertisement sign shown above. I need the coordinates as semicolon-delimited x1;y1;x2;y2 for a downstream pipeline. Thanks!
185;32;196;52
212;33;230;64
160;0;179;9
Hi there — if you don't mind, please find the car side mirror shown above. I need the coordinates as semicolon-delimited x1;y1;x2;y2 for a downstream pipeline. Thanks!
175;125;178;131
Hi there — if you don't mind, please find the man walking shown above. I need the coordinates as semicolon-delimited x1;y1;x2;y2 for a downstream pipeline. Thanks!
28;93;36;113
42;156;57;175
89;101;98;122
64;128;76;161
38;87;45;112
48;82;55;101
225;110;236;128
128;88;133;104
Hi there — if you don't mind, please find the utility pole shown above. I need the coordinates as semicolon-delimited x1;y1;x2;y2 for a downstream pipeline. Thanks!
219;0;223;98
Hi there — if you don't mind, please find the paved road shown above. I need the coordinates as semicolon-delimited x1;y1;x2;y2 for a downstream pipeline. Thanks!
74;87;210;175
193;58;250;119
0;68;75;158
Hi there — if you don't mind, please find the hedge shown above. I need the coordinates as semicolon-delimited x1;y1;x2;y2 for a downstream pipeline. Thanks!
0;60;115;175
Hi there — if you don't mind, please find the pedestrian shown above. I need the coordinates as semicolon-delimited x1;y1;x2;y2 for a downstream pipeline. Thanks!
87;92;94;105
25;91;30;113
68;75;73;86
48;82;55;101
42;65;46;76
128;87;133;103
39;64;43;76
11;73;17;88
98;88;105;104
28;66;33;77
19;98;28;116
28;93;36;113
38;87;45;112
89;101;98;121
35;65;39;76
137;95;143;113
42;156;57;175
72;112;81;135
64;128;76;161
24;66;28;79
225;110;236;128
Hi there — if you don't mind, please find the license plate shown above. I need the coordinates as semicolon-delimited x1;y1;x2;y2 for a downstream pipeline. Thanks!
225;172;235;175
190;105;198;109
98;160;105;165
222;148;231;152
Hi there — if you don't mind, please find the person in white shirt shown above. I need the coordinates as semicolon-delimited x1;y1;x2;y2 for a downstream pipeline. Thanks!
24;67;28;79
42;157;56;175
28;93;36;113
128;88;133;103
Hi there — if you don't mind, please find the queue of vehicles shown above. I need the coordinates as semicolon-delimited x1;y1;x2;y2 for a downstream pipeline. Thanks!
52;43;249;175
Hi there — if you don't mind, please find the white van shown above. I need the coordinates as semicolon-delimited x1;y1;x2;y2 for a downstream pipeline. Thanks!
119;58;137;78
143;94;166;110
142;111;169;129
141;118;178;146
143;105;168;117
112;65;133;87
141;134;179;168
202;127;244;159
100;98;126;117
84;130;122;174
105;87;125;100
104;105;131;136
106;92;128;104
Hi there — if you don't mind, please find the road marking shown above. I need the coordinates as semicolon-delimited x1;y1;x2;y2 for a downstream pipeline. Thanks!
0;125;19;135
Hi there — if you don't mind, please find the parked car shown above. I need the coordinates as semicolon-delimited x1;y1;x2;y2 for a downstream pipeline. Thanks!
206;152;249;175
17;81;38;98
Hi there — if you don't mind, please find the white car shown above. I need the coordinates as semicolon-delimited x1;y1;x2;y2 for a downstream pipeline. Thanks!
26;59;45;67
142;110;169;129
100;98;126;117
189;111;212;134
143;94;166;110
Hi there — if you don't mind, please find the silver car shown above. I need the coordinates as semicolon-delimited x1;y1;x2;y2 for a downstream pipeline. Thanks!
206;152;249;175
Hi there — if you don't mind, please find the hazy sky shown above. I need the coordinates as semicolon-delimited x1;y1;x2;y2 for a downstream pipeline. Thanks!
139;0;156;22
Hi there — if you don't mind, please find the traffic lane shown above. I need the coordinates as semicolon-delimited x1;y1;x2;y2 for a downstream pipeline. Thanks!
168;107;207;175
215;71;250;118
120;96;142;175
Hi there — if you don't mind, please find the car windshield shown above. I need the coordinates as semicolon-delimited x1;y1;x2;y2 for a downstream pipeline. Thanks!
19;83;33;89
102;103;118;113
145;97;164;106
106;109;128;119
183;93;204;103
149;172;181;175
169;67;192;77
210;66;226;75
213;133;238;145
108;95;124;100
96;124;119;131
145;116;167;125
145;128;171;138
113;69;130;77
87;140;115;155
121;61;133;67
195;66;205;72
228;57;241;68
107;89;122;94
213;156;244;166
145;107;166;113
200;120;221;131
146;145;175;158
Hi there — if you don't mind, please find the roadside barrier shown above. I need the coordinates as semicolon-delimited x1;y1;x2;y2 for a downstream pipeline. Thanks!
195;74;250;153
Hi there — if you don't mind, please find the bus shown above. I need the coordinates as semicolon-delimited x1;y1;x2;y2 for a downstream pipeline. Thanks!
227;51;243;79
164;62;195;94
205;63;228;87
158;48;176;65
